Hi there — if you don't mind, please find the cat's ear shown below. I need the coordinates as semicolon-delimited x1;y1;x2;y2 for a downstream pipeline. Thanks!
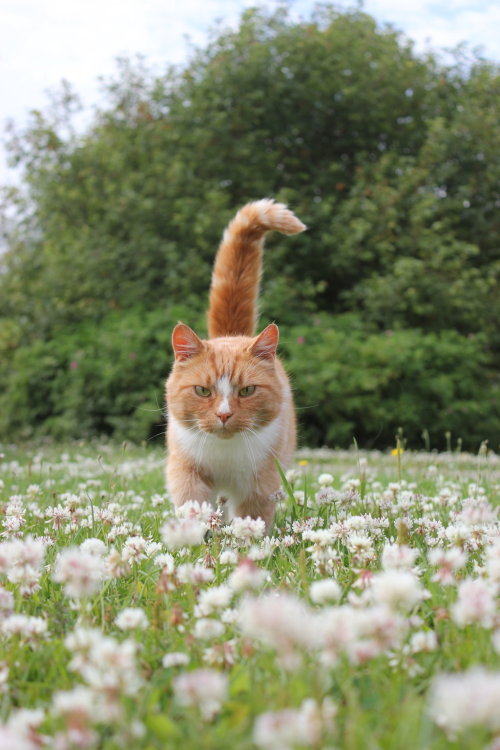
249;323;279;360
172;323;204;361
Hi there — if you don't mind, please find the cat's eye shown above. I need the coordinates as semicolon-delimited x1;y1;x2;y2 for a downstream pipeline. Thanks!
239;385;256;397
194;385;212;397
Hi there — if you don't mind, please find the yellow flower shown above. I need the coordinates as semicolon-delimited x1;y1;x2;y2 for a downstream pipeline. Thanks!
298;459;309;466
391;447;404;456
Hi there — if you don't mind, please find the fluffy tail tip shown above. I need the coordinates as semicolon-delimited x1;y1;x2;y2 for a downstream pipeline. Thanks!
248;198;307;236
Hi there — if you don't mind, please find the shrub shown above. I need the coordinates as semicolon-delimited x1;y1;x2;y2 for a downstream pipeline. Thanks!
281;315;499;451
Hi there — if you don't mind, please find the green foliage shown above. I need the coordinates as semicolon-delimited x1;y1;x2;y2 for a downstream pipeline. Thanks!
282;315;499;450
0;306;204;442
1;5;499;447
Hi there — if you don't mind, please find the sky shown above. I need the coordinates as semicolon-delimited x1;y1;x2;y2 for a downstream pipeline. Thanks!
1;0;499;184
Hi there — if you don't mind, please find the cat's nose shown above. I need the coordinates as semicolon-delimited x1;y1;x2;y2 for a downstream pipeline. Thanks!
217;411;233;425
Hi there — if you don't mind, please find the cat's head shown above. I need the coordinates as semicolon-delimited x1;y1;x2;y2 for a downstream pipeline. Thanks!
166;323;283;439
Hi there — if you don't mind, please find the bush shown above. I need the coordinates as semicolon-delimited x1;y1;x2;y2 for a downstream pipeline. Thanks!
1;307;497;451
281;315;499;451
0;306;204;443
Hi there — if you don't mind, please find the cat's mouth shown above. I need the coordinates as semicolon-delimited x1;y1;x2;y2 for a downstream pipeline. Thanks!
201;422;240;439
212;424;238;439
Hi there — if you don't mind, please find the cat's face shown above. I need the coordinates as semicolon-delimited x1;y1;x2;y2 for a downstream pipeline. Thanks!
166;323;283;439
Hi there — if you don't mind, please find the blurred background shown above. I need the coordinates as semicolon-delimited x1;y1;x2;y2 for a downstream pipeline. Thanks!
0;1;498;451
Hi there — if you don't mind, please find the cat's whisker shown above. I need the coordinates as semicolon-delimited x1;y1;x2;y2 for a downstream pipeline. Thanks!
195;430;209;472
242;431;258;479
246;425;279;460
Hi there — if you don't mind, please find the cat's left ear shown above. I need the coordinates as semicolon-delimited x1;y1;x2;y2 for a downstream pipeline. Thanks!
172;323;204;361
249;323;279;360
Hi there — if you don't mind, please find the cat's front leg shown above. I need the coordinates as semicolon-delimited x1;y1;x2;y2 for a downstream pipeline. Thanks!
234;494;276;533
167;452;214;509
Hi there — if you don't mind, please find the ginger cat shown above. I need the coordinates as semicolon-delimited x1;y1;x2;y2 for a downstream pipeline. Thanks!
166;199;306;529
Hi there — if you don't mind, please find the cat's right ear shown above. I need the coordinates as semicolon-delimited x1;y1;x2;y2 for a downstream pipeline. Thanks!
172;323;204;361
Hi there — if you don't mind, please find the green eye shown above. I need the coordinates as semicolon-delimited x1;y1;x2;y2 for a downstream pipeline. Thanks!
239;385;256;397
194;385;212;397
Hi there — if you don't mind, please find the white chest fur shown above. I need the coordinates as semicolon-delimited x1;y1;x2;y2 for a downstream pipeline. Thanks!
169;414;281;503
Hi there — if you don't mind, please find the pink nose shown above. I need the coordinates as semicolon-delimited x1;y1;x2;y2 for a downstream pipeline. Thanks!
217;411;233;425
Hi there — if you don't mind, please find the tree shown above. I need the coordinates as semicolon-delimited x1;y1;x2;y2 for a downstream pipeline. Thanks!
1;5;498;448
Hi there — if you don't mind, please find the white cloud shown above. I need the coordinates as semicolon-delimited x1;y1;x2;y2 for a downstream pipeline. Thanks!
364;0;500;59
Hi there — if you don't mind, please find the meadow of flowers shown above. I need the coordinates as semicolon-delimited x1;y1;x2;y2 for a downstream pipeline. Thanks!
0;440;499;750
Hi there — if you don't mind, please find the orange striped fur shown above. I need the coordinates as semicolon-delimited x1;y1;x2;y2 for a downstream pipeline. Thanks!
207;199;306;337
166;199;306;530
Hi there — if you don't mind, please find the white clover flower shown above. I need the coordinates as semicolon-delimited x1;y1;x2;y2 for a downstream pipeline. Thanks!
302;528;336;546
221;607;239;625
64;626;103;656
197;585;232;616
2;614;48;641
193;618;225;640
46;504;72;530
346;533;375;565
430;668;500;734
0;586;14;614
154;550;175;569
444;523;476;549
315;487;337;506
248;538;274;561
80;538;107;557
455;499;496;526
370;570;427;611
176;563;214;585
162;652;190;668
0;725;36;750
451;577;496;628
6;708;44;741
115;607;149;631
381;543;418;571
176;500;215;523
228;560;266;592
318;473;334;486
145;541;163;557
121;535;148;562
66;627;142;697
410;630;438;653
0;536;46;594
173;669;228;720
428;547;467;585
239;592;317;667
219;549;239;566
485;539;500;584
203;639;238;668
310;578;341;605
151;493;167;507
3;497;25;534
285;469;301;484
346;533;373;553
293;490;306;505
161;518;207;549
53;547;105;598
104;548;131;579
52;685;96;721
228;516;266;541
254;698;336;750
347;605;407;662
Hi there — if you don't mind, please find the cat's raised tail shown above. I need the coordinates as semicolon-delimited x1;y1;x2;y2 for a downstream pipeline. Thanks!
207;199;306;338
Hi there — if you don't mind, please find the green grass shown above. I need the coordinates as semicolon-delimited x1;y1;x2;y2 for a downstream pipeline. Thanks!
0;440;499;749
